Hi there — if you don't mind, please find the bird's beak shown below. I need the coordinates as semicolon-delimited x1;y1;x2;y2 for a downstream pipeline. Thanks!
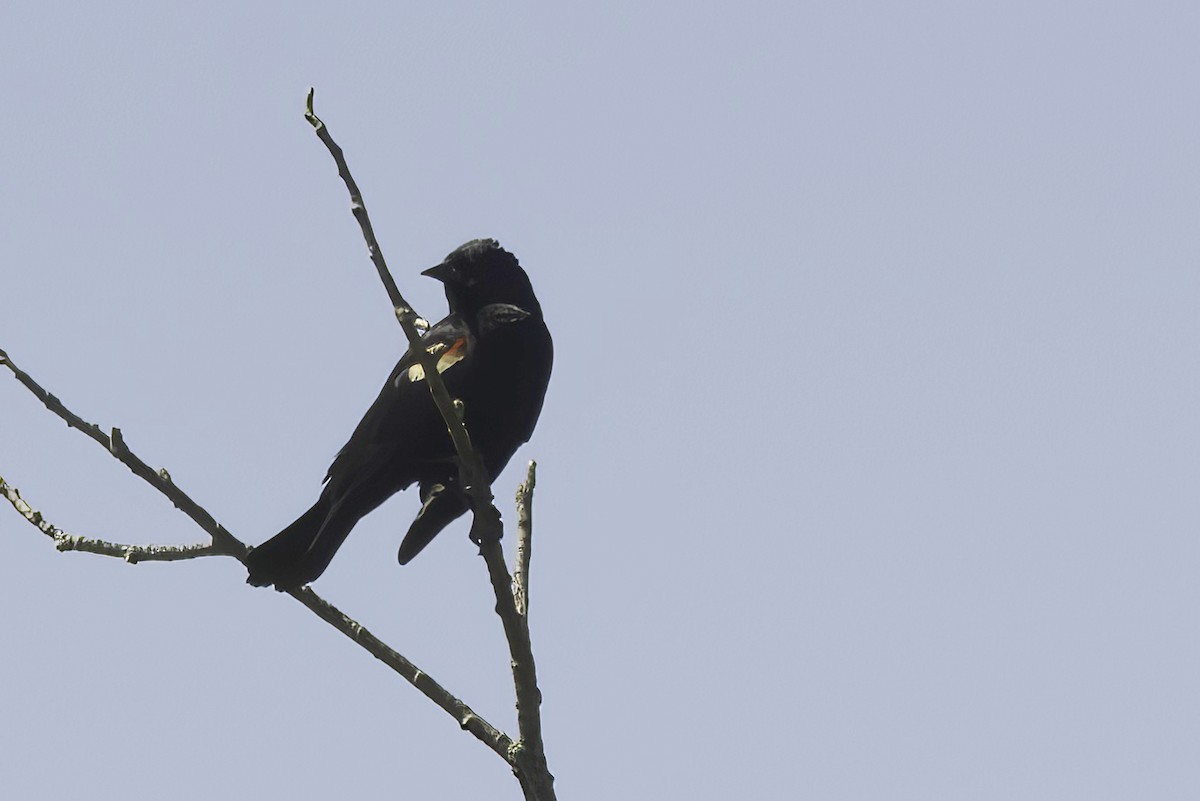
421;261;456;283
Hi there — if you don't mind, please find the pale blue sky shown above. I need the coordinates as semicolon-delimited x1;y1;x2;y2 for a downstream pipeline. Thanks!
2;2;1198;799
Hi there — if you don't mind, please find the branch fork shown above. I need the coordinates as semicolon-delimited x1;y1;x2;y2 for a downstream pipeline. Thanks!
2;90;555;801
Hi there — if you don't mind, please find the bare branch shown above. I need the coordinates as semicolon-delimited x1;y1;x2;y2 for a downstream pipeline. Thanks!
1;346;513;760
513;461;537;617
305;92;554;798
2;93;559;798
0;475;220;562
286;586;514;761
479;538;553;794
304;89;405;317
1;348;110;448
2;85;558;790
0;348;244;557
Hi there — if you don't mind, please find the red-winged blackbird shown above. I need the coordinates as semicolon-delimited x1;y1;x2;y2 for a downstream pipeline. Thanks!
245;239;553;590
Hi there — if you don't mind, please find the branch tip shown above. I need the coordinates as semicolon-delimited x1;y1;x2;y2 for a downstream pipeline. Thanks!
305;88;322;131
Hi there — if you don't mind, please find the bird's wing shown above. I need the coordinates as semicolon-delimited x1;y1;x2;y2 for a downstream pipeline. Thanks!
322;314;475;490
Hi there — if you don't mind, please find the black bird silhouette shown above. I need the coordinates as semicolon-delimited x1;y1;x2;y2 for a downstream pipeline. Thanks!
245;240;553;590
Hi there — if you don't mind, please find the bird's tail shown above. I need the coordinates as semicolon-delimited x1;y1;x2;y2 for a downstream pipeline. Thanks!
397;481;469;564
246;493;346;590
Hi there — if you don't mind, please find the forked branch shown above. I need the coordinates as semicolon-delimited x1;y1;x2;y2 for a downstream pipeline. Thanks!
1;93;555;800
305;90;554;799
0;348;511;761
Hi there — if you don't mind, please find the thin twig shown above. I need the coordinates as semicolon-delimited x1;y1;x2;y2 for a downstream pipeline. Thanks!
0;348;243;557
286;586;513;760
513;461;537;617
503;463;550;788
479;538;551;785
0;476;220;562
305;91;553;798
303;89;403;315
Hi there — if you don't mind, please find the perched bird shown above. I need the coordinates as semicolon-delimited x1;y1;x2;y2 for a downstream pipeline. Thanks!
245;239;553;590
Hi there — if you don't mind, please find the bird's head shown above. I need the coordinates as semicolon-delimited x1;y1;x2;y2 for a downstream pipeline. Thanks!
422;239;541;318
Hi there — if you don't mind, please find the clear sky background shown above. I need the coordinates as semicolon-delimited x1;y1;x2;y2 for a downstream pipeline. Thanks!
1;2;1197;799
